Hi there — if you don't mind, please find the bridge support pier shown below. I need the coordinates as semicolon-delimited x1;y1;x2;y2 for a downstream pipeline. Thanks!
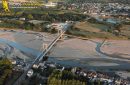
58;29;64;41
42;44;48;51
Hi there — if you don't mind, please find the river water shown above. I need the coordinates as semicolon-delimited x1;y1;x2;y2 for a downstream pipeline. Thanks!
0;38;40;57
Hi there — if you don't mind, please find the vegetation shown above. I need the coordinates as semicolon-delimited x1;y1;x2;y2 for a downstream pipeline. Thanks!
0;8;86;21
0;58;12;85
66;0;130;4
66;17;130;39
27;14;34;20
48;70;86;85
0;20;24;29
0;8;129;39
0;8;86;32
20;11;86;22
67;21;123;39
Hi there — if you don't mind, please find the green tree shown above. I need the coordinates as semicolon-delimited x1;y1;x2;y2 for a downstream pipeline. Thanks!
15;11;23;17
0;58;12;85
114;23;122;33
27;14;34;20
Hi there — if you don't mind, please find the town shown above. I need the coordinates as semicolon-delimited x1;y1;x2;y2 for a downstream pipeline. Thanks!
0;0;130;85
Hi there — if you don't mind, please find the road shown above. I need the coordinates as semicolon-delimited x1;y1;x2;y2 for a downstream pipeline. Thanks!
13;22;70;85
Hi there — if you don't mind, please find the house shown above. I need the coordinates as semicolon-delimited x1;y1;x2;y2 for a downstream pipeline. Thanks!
19;18;26;21
33;64;40;69
56;65;65;72
10;59;17;65
28;20;50;26
10;60;17;65
27;69;34;77
71;67;77;74
28;20;45;25
46;62;56;68
44;2;57;8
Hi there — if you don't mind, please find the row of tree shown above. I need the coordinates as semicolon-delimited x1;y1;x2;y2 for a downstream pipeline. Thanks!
47;70;86;85
21;12;86;22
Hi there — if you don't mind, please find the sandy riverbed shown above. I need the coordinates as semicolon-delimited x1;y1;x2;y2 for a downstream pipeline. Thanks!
101;40;130;59
49;38;130;70
0;29;56;62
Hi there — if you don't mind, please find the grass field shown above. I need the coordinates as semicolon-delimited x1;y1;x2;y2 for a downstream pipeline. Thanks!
68;21;127;39
74;22;109;32
121;25;130;39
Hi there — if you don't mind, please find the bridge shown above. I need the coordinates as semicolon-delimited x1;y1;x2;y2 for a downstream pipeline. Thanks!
13;23;70;85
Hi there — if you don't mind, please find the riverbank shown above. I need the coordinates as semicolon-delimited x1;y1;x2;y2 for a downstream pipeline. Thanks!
101;40;130;60
0;29;57;62
49;38;130;70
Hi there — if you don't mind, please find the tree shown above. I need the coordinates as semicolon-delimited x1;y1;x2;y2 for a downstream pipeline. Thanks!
48;70;86;85
113;23;123;36
0;58;12;85
114;23;122;33
27;14;34;20
15;11;23;17
51;28;57;33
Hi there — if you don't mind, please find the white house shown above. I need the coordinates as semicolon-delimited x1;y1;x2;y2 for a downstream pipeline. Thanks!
27;69;34;77
44;2;57;7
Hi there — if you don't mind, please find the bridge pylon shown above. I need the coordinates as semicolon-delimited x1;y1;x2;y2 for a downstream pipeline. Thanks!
58;29;64;41
42;43;48;51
